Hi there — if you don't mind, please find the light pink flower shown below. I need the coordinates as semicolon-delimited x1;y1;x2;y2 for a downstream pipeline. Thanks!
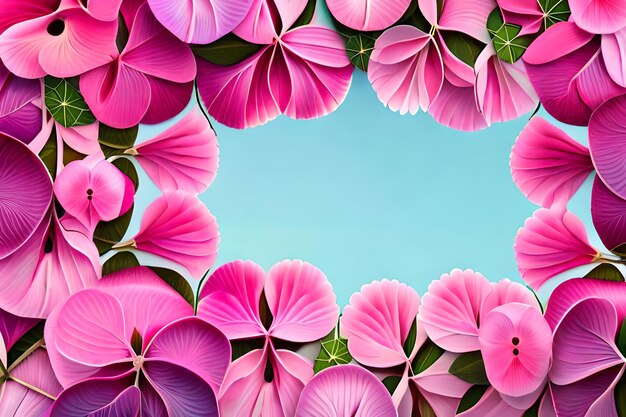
197;259;339;417
148;0;253;43
514;207;600;290
496;0;545;35
114;191;219;278
196;0;353;129
511;116;593;208
46;267;230;416
295;365;397;417
0;0;120;79
591;175;626;253
54;154;134;238
126;109;219;194
80;2;196;129
569;0;626;35
523;22;626;126
326;0;411;31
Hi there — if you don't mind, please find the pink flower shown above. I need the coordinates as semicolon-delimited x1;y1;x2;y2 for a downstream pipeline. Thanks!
126;109;219;194
511;116;594;208
0;62;43;143
196;0;353;129
54;154;134;238
46;267;231;416
514;207;600;290
496;0;546;35
114;191;219;279
0;0;120;79
148;0;254;43
326;0;412;31
569;0;626;35
295;365;397;417
197;259;339;416
80;2;196;129
591;176;626;253
523;22;626;126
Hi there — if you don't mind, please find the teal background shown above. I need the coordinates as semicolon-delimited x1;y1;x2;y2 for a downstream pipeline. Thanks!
131;70;597;307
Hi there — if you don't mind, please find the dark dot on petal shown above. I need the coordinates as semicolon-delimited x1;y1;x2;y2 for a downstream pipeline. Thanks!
87;195;93;201
513;348;519;356
86;188;93;196
512;337;520;345
47;19;65;36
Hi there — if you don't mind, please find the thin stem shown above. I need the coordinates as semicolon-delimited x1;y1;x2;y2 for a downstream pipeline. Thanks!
7;338;45;373
194;81;215;132
595;254;626;265
9;376;57;400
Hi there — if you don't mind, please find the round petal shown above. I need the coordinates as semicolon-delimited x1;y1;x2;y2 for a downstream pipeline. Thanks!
325;0;412;31
602;29;626;87
428;81;488;132
569;0;626;34
481;279;541;317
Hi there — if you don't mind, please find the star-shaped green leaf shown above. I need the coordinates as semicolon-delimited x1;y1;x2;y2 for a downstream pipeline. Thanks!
346;34;377;72
538;0;571;30
314;326;353;373
487;9;533;64
44;76;95;128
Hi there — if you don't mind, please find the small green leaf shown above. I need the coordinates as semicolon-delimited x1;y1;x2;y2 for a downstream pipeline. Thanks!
38;129;58;179
113;158;139;191
291;0;316;29
617;319;626;356
150;267;195;306
7;322;45;366
382;375;402;395
193;34;264;66
345;34;377;72
457;385;489;414
412;339;445;375
98;124;138;157
314;326;353;373
486;7;505;35
44;76;95;128
403;319;418;357
131;328;143;356
449;351;489;385
440;31;486;67
585;263;625;282
492;23;533;63
538;0;571;30
103;252;140;275
616;376;626;417
93;205;134;255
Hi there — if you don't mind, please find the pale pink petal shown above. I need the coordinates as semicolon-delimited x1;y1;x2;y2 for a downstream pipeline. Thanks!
218;348;267;416
429;81;488;132
0;133;52;259
511;116;593;208
497;0;544;35
550;298;624;385
197;260;266;339
233;0;277;44
602;29;626;87
437;32;476;87
481;279;541;316
132;191;219;278
145;317;231;393
479;303;552;397
514;207;599;290
438;0;494;43
551;367;622;417
325;0;412;31
569;0;626;34
589;94;626;199
270;349;315;416
295;365;396;417
266;260;339;343
82;0;123;21
341;279;420;368
147;0;253;44
56;122;101;156
141;77;193;125
0;17;54;79
134;108;219;194
368;26;443;114
273;0;309;34
457;387;524;417
591;176;626;252
419;269;492;352
417;0;438;26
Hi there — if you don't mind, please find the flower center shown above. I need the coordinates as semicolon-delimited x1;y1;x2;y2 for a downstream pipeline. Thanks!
512;337;520;355
133;355;145;369
86;188;93;201
47;19;65;36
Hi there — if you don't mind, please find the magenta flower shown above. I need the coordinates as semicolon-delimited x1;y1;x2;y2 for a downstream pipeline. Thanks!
197;259;339;416
80;2;196;129
511;116;594;208
0;62;42;143
54;154;134;237
591;176;626;253
326;0;411;31
196;0;353;129
46;267;231;416
0;0;120;79
569;0;626;35
295;365;396;417
125;109;219;194
113;191;219;278
514;207;600;290
523;22;626;126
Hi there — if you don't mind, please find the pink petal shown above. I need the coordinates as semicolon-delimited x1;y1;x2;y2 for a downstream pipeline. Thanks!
479;303;552;397
368;26;443;114
481;279;542;317
133;191;219;278
266;260;339;343
0;380;54;416
141;77;193;125
341;279;420;367
295;365;396;417
197;260;266;339
602;29;626;87
0;308;39;350
551;367;623;417
145;317;231;393
274;0;309;33
589;94;626;200
134;108;219;194
457;387;524;417
417;0;438;26
577;51;626;110
523;22;596;65
419;269;492;352
82;0;123;22
139;377;169;417
0;0;58;33
437;32;476;87
147;0;253;44
592;176;626;252
0;133;52;259
514;207;599;290
0;102;42;144
325;0;412;31
429;80;488;132
56;122;101;156
438;0;494;43
550;298;623;386
569;0;626;34
233;0;277;44
217;348;267;416
511;116;593;208
497;0;544;35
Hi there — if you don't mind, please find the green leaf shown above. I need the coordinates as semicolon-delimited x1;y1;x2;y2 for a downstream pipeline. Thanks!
491;23;533;63
486;7;505;35
403;319;418;357
116;12;130;52
449;351;489;385
440;31;486;66
616;376;626;417
7;322;45;366
345;34;378;72
44;76;95;128
113;158;139;191
63;142;86;166
412;338;445;375
538;0;571;30
102;252;140;275
193;34;264;66
457;385;489;414
617;319;626;356
585;263;625;282
98;124;138;157
93;205;134;255
131;328;143;356
38;129;57;179
150;267;195;306
291;0;316;29
382;375;402;395
314;326;353;373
